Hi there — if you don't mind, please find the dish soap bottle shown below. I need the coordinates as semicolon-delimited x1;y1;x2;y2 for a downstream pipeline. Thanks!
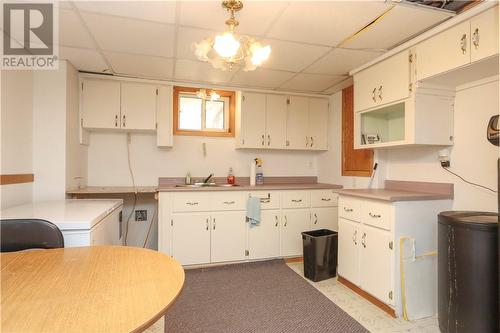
255;158;264;185
227;167;235;185
185;171;191;185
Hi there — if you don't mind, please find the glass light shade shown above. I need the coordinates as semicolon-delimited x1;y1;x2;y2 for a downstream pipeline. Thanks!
210;91;221;101
250;44;271;66
213;32;240;58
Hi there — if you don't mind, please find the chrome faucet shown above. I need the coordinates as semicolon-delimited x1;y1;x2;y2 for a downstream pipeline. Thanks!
203;173;214;184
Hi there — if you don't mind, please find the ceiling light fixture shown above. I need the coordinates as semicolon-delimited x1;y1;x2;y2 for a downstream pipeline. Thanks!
192;0;271;71
196;89;221;101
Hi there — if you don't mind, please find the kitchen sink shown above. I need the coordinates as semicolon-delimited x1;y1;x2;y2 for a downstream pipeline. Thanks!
174;183;240;188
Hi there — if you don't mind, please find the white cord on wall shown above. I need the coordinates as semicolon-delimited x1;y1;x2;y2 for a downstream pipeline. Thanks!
123;133;137;246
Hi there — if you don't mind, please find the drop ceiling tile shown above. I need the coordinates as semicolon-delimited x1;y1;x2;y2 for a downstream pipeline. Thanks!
59;9;95;48
74;1;176;24
322;77;353;94
343;4;453;50
231;68;295;89
267;1;391;46
305;48;383;75
280;73;347;92
176;27;215;61
59;46;109;73
104;51;174;79
262;39;330;72
174;59;235;84
56;1;73;10
81;12;175;57
178;1;288;36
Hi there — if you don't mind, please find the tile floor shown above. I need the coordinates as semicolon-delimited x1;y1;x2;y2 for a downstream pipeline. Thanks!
146;262;440;333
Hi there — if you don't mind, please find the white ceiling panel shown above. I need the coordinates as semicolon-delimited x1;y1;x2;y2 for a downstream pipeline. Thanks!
176;27;214;61
267;1;391;46
56;1;73;10
59;9;95;48
105;51;174;79
59;46;109;73
280;73;346;92
343;4;453;50
261;39;330;72
178;1;288;36
231;68;295;89
81;12;175;57
175;59;235;84
305;48;383;75
74;1;176;24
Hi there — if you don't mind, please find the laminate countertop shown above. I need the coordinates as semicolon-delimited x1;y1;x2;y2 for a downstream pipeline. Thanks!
158;183;343;192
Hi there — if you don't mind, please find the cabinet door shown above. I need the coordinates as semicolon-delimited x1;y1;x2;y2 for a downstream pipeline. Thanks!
172;213;211;265
248;210;281;260
353;67;378;112
360;224;393;305
120;83;157;130
470;7;499;63
265;94;287;149
308;98;329;150
416;21;470;80
286;96;309;149
211;212;247;263
241;92;266;148
281;209;310;257
377;50;410;105
81;79;121;129
311;207;338;231
338;218;360;285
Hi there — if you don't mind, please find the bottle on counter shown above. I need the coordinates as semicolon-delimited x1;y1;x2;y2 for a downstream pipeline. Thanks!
255;158;264;185
185;171;192;185
227;167;235;185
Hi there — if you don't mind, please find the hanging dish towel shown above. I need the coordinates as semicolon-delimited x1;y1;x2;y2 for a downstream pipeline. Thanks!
246;196;261;226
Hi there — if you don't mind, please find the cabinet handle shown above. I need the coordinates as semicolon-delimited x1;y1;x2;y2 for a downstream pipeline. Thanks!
267;134;271;146
369;212;382;218
186;202;199;206
122;114;126;127
223;201;235;205
314;213;318;224
361;233;366;248
275;215;279;227
284;216;287;227
378;85;382;101
343;207;353;212
291;199;302;203
460;33;467;54
213;218;216;230
353;230;357;245
372;88;377;102
261;134;265;146
206;219;209;231
321;198;331;202
310;136;314;147
472;28;479;48
115;115;118;127
305;136;309;147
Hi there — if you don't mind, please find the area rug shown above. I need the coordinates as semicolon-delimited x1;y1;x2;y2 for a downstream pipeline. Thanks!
164;260;368;333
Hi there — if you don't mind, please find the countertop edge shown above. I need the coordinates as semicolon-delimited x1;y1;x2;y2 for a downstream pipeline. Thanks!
157;183;343;192
338;189;454;202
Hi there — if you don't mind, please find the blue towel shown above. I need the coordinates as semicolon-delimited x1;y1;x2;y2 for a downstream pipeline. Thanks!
246;197;261;226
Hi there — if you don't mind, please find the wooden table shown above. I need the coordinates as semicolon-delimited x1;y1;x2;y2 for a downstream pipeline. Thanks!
1;246;184;333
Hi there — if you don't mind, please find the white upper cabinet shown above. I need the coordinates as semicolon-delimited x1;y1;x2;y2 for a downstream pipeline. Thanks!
265;94;287;149
240;92;267;148
81;79;121;129
354;50;411;112
120;83;157;131
470;7;499;63
286;96;309;149
308;98;329;150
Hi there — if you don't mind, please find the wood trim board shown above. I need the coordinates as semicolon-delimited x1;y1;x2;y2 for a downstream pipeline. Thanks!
0;174;34;185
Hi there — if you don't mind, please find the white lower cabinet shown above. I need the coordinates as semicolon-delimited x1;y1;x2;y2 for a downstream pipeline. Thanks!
248;210;281;260
311;207;338;231
281;209;310;257
211;212;246;263
172;213;211;266
338;218;361;285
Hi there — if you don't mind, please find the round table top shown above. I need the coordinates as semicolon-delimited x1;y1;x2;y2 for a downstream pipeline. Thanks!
1;246;184;333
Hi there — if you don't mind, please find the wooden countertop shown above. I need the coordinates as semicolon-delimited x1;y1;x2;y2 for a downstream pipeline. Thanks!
1;246;184;333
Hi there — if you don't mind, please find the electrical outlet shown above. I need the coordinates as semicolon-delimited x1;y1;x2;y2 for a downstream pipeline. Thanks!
135;210;147;222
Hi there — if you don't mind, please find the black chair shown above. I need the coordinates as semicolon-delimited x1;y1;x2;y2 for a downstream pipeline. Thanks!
0;219;64;252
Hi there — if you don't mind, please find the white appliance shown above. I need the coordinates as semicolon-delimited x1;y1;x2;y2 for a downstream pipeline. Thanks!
0;199;124;247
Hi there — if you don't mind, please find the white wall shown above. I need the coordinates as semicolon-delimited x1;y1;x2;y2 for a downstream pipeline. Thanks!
385;78;499;211
0;71;34;209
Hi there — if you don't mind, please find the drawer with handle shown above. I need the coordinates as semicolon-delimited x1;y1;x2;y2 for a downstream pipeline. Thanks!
361;200;393;231
211;192;247;211
248;191;279;210
338;196;362;222
172;193;211;212
281;191;310;209
311;190;339;207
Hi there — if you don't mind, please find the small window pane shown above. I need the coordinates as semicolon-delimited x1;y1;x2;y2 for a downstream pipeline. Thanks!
179;97;202;130
205;100;224;130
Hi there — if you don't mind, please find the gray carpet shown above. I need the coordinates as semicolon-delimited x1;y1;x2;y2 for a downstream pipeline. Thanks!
164;260;368;333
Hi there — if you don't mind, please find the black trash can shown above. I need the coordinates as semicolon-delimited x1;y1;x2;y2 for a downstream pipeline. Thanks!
438;211;499;333
302;229;338;282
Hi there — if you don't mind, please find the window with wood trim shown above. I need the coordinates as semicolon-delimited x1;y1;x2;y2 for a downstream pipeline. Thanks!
173;86;235;137
342;86;374;177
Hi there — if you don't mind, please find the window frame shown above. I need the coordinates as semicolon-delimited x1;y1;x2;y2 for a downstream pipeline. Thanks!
173;86;236;137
